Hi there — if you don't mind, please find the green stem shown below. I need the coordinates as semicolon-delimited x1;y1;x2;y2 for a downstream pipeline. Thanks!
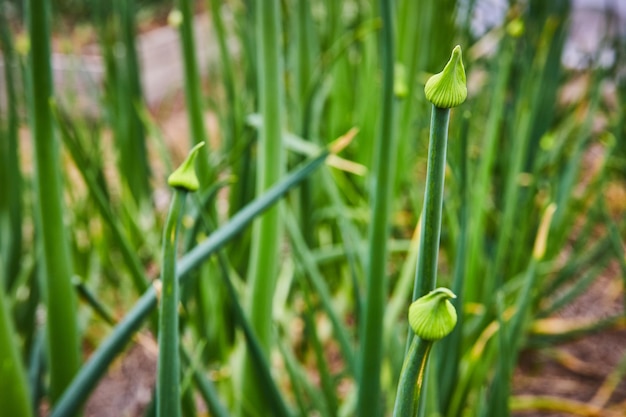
241;0;285;413
412;106;450;302
356;0;396;414
247;0;284;348
393;338;433;417
115;0;151;204
27;0;81;403
437;113;470;412
0;6;22;289
157;191;187;417
399;105;451;416
177;0;211;185
208;0;238;151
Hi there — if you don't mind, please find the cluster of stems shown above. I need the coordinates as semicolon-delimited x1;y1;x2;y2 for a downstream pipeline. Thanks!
393;45;467;417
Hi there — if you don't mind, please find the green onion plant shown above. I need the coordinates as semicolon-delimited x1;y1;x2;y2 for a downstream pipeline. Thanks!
2;1;625;416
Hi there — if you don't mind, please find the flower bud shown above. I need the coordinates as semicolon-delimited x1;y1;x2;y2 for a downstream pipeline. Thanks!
168;142;205;192
424;45;467;108
408;287;457;341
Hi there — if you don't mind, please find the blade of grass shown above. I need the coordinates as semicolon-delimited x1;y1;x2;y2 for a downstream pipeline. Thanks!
73;278;116;326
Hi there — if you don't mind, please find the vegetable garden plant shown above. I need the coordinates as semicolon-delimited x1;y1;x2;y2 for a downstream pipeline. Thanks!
0;0;624;416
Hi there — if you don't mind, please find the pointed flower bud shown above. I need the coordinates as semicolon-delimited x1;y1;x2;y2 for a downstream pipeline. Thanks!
424;45;467;108
168;142;205;192
408;287;458;341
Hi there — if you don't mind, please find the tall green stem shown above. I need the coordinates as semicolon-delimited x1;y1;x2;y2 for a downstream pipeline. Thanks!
208;0;238;150
157;191;187;417
177;0;211;185
0;7;22;289
240;0;285;412
398;45;466;416
115;0;151;204
412;106;450;301
356;0;396;414
247;0;284;350
157;142;203;417
27;0;80;403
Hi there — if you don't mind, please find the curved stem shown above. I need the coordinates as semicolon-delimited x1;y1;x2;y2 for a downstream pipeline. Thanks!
157;190;187;417
393;338;433;417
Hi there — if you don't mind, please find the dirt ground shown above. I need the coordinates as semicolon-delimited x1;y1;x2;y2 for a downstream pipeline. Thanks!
512;270;626;417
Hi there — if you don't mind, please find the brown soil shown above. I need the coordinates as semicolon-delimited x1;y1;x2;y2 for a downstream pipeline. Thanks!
85;338;158;417
512;270;626;417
